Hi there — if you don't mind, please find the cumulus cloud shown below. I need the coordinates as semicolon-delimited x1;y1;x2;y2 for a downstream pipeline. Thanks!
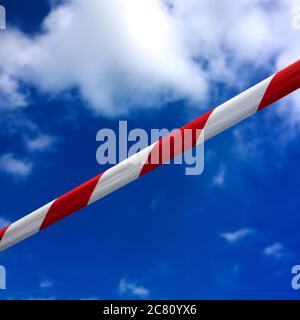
221;228;255;243
24;134;57;152
0;153;33;179
0;0;299;118
263;242;286;259
0;0;207;115
232;125;263;160
276;90;300;136
118;278;150;298
39;279;54;289
0;73;27;108
212;165;226;187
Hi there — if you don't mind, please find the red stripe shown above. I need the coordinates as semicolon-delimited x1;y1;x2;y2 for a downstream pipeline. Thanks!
40;174;103;230
0;225;9;242
258;60;300;111
140;110;213;176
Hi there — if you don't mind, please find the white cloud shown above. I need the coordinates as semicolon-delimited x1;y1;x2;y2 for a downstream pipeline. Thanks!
232;125;263;160
0;217;11;229
39;279;54;289
28;296;56;300
0;153;33;179
24;134;57;152
0;0;207;115
221;228;255;243
0;73;27;108
118;278;150;298
263;242;285;259
276;90;300;137
212;165;226;187
0;0;299;118
232;120;290;170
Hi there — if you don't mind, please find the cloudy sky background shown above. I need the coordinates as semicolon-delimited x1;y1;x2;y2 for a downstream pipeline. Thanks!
0;0;300;299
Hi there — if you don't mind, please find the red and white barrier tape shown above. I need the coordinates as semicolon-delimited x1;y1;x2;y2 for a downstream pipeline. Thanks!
0;60;299;253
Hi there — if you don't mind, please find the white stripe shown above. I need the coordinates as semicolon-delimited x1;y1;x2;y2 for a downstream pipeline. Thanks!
0;201;54;252
195;129;205;146
203;76;273;141
88;144;155;205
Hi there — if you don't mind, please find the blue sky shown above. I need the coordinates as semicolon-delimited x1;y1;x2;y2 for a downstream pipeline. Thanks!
0;0;300;299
